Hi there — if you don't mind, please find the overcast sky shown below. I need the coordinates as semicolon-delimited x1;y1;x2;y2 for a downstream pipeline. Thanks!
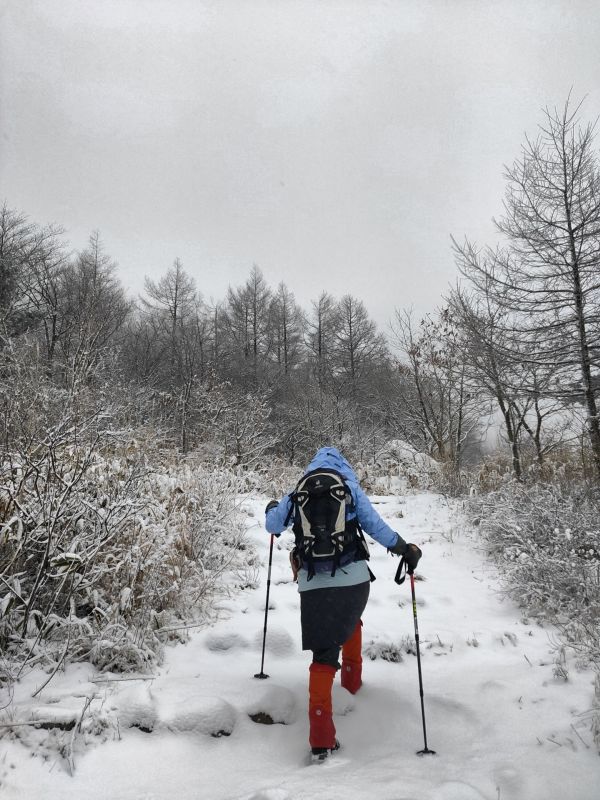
2;0;600;328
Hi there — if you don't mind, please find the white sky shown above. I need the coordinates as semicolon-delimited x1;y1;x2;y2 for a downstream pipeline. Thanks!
2;0;600;327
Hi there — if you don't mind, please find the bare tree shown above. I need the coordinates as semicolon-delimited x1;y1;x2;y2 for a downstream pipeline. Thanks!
449;272;534;479
391;308;481;466
305;291;338;388
334;294;387;386
142;257;198;373
223;265;272;383
19;224;71;369
59;232;132;387
269;282;304;375
456;98;600;479
0;204;39;337
140;259;208;451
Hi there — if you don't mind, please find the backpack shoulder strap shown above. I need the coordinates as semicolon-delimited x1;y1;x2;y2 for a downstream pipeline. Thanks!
283;491;296;528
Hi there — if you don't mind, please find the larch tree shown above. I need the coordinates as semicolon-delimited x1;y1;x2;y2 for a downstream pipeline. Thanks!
455;98;600;479
449;267;567;477
140;258;206;451
60;232;132;387
305;291;338;388
269;281;305;376
333;294;387;386
223;265;272;384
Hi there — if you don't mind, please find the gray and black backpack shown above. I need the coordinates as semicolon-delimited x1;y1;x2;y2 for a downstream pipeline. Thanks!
285;468;369;579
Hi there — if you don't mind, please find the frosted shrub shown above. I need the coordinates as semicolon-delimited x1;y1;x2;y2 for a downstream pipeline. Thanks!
472;483;599;636
0;433;249;681
241;461;303;498
470;481;600;734
374;440;441;491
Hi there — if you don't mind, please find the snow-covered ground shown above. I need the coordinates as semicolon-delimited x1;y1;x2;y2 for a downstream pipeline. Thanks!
2;491;599;799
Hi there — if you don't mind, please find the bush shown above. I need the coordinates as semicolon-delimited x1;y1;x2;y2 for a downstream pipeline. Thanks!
471;483;599;640
468;480;600;745
0;430;251;681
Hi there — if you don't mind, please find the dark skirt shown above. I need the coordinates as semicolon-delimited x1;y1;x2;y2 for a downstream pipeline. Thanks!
300;581;370;652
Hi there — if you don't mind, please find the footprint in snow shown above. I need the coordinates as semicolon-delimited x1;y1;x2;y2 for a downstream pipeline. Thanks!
332;685;356;715
494;631;518;648
426;695;479;725
479;679;507;692
253;627;295;657
493;765;522;796
205;631;249;652
432;780;488;800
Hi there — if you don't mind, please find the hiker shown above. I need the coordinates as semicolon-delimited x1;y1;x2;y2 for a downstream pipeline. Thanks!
265;446;422;760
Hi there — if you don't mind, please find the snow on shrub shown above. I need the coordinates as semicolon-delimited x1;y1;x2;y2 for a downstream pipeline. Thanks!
469;481;600;748
363;439;440;492
472;483;600;641
0;434;251;683
364;634;416;662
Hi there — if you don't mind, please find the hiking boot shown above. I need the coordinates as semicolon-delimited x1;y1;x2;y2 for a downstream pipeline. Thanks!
310;739;341;763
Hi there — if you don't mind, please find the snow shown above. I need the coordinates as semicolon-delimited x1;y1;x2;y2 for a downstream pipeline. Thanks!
375;440;441;489
1;491;599;799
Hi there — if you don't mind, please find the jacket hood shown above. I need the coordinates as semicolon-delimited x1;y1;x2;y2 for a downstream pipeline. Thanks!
304;447;358;485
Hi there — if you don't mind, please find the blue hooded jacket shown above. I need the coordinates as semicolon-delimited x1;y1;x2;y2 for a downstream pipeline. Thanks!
265;447;405;552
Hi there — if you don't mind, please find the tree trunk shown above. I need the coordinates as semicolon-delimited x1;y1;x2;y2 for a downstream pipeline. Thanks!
497;395;522;480
567;231;600;480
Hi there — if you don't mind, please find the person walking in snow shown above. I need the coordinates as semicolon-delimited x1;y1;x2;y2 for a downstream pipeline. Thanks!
264;446;422;761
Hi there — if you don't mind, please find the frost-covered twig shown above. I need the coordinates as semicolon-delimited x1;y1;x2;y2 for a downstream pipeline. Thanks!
31;619;72;698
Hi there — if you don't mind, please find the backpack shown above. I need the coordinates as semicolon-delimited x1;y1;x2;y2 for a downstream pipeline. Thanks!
284;468;369;579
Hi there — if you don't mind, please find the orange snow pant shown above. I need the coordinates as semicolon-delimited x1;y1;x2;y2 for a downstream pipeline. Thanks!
341;620;363;694
308;662;337;749
308;621;364;748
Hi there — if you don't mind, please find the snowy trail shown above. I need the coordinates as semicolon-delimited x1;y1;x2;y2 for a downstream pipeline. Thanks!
3;491;599;799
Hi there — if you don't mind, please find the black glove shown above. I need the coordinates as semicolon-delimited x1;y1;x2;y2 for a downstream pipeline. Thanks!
388;535;408;556
265;500;279;514
404;543;422;573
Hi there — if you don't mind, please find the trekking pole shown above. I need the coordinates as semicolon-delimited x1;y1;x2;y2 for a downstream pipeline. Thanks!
254;533;275;679
395;558;436;756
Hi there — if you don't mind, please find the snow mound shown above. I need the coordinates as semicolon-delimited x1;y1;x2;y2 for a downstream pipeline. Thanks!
246;685;296;725
205;631;249;652
160;695;236;737
253;627;295;657
113;684;157;732
376;439;440;489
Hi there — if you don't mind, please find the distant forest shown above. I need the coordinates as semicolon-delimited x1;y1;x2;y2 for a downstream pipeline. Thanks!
1;98;599;482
